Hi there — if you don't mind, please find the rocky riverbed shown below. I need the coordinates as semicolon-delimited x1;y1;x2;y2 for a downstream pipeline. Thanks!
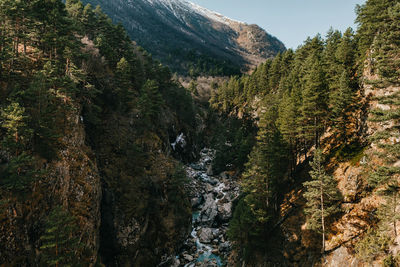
172;148;240;267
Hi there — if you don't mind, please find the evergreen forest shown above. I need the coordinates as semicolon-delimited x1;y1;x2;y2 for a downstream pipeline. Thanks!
0;0;399;266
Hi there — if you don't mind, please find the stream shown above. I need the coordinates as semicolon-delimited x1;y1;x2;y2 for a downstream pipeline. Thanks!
173;148;240;267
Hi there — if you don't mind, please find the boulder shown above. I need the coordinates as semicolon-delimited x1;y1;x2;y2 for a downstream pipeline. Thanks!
201;194;218;223
217;202;232;222
207;178;218;185
190;163;203;171
211;228;221;237
206;184;214;193
219;172;228;179
198;227;213;243
171;258;180;267
183;253;194;262
191;196;203;208
218;242;230;252
206;165;214;176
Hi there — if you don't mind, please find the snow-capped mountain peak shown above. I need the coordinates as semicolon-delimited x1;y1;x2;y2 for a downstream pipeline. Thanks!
81;0;286;74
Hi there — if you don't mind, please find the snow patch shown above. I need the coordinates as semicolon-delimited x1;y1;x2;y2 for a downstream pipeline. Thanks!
143;0;246;26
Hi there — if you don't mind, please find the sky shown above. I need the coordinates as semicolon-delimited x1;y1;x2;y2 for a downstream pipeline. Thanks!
189;0;366;49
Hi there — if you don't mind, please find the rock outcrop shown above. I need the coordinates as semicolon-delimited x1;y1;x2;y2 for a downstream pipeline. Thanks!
0;105;102;266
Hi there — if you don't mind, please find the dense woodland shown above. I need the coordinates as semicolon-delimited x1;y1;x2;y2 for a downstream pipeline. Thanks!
210;0;400;264
0;0;195;265
0;0;399;266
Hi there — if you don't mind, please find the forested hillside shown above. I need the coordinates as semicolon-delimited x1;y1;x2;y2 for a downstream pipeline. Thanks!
209;0;400;265
0;0;399;266
0;0;197;265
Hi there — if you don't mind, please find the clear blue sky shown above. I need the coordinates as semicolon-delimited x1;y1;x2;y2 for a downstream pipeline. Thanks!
189;0;366;49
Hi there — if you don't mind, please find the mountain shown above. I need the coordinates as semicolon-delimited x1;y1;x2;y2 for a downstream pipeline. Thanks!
80;0;286;75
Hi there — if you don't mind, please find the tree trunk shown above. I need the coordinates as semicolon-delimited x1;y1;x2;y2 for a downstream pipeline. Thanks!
314;116;319;148
394;192;397;237
320;169;325;253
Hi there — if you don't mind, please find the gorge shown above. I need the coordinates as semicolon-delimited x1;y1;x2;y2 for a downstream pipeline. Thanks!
0;0;399;267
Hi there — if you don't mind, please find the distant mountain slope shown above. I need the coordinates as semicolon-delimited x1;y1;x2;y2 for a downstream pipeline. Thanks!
81;0;286;75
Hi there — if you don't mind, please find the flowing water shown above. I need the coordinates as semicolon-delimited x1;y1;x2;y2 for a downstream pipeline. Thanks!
174;148;239;267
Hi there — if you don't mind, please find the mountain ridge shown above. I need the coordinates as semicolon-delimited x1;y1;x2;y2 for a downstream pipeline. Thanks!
81;0;286;75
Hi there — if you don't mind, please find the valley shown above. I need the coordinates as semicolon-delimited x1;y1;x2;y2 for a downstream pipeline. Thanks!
0;0;399;267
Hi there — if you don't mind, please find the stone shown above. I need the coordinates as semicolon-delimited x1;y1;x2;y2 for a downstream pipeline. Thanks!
207;178;218;185
216;192;224;199
219;241;230;252
206;184;214;192
206;165;214;176
191;196;203;208
211;228;221;237
327;246;360;267
217;202;232;222
198;228;213;243
190;163;203;171
183;253;194;262
201;194;218;223
171;258;180;267
219;172;228;179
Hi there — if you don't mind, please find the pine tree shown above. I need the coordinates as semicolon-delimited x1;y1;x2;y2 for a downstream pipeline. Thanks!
0;102;30;154
227;197;263;259
188;80;198;96
323;28;342;86
0;152;38;192
330;70;355;143
303;149;341;252
268;53;282;90
300;55;328;148
115;57;134;109
377;182;400;238
278;90;300;173
40;206;82;267
355;0;396;55
138;79;163;125
242;99;288;220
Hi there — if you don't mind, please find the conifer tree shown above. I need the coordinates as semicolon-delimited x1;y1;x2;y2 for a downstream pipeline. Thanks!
138;80;163;125
115;57;133;109
268;53;282;90
377;182;400;238
0;102;30;154
0;152;37;192
330;70;355;143
303;149;341;252
188;80;198;96
323;28;342;85
278;90;300;173
40;206;82;267
300;55;328;148
242;99;288;219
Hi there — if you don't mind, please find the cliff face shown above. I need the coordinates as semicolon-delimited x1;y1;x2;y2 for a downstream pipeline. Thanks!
324;65;400;266
0;105;102;265
92;110;192;266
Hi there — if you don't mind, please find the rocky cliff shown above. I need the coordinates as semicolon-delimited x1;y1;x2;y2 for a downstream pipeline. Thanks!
0;104;102;265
